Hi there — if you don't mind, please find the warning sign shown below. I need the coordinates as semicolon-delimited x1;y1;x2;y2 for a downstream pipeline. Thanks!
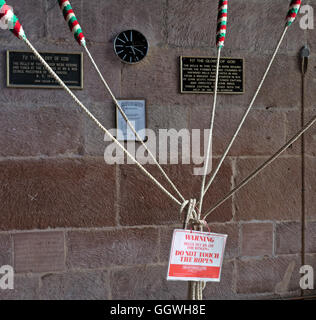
167;229;227;282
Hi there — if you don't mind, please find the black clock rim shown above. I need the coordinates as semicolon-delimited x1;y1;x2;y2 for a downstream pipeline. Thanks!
113;29;149;64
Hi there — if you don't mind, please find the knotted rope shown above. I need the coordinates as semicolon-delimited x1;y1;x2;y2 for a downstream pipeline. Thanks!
180;199;207;300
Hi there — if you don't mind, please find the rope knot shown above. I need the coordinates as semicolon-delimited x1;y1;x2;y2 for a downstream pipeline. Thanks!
181;199;208;230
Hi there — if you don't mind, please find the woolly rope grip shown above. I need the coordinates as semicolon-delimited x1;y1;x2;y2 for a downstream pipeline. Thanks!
216;0;228;48
58;0;86;46
0;0;26;40
286;0;302;27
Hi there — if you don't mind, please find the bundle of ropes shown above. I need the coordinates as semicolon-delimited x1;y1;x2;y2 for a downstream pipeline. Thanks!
0;0;311;300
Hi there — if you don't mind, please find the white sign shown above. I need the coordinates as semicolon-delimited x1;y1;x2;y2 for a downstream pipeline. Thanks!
116;100;146;141
167;229;227;282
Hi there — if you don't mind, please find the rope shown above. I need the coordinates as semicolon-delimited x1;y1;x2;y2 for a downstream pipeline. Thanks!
202;26;289;199
58;0;86;46
198;0;227;215
198;47;221;215
180;198;207;300
190;281;206;300
203;113;316;220
23;37;182;207
83;45;186;203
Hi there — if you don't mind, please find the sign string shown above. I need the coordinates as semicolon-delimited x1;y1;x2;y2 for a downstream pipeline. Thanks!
180;198;207;300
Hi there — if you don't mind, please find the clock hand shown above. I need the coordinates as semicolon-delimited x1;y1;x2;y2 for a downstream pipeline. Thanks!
125;45;136;55
133;47;144;55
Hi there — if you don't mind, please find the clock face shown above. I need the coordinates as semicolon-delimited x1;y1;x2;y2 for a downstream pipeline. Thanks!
114;30;149;64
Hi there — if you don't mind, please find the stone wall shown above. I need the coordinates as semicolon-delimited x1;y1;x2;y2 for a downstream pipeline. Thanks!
0;0;315;299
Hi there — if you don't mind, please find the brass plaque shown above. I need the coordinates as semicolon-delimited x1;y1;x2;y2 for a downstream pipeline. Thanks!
7;50;83;89
180;56;244;94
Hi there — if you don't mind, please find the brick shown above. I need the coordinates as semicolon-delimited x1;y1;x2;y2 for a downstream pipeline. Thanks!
276;221;302;255
147;104;189;134
66;228;159;269
306;221;316;253
167;0;304;53
205;223;239;259
237;255;301;295
14;232;65;273
80;44;121;103
111;265;187;300
234;157;302;221
203;260;235;299
118;164;180;226
82;0;166;46
46;0;83;44
118;160;232;226
0;105;84;157
83;101;116;156
283;110;301;156
190;107;286;157
0;275;39;300
229;54;300;110
159;227;180;264
40;270;109;300
0;234;12;266
228;0;304;54
305;157;316;221
303;254;316;297
304;109;316;157
308;22;316;54
249;54;301;110
0;158;116;230
285;108;316;156
111;262;235;300
305;55;316;109
121;47;212;108
241;223;273;257
187;160;233;223
166;0;217;48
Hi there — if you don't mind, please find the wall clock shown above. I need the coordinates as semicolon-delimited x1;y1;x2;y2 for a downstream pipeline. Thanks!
113;30;149;64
